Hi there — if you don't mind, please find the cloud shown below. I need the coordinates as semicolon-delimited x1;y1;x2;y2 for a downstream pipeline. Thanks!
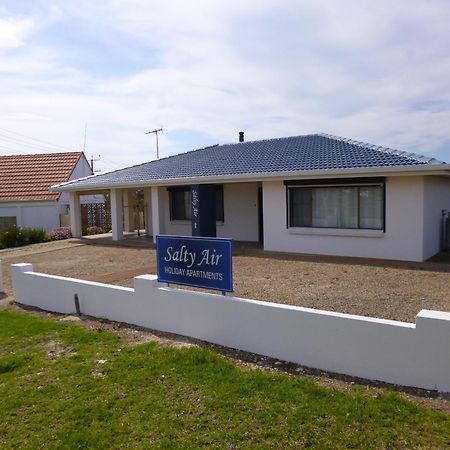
0;0;449;167
0;16;35;51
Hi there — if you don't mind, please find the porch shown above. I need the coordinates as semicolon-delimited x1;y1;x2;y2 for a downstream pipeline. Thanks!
68;182;263;244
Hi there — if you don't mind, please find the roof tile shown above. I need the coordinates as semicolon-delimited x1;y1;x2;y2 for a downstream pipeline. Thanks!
0;152;83;201
57;134;447;191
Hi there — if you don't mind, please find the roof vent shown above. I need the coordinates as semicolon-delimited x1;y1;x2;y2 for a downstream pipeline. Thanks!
239;131;244;143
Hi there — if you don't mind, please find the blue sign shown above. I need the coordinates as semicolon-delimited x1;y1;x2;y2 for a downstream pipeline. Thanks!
156;235;233;292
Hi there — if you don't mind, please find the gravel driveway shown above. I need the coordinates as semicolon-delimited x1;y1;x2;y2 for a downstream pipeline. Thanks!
1;239;449;323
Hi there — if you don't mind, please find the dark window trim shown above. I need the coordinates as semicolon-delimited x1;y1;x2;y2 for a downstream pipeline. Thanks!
286;180;386;231
167;185;191;193
284;177;385;187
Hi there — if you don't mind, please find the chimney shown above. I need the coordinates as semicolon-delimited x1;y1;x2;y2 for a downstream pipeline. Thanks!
239;131;244;143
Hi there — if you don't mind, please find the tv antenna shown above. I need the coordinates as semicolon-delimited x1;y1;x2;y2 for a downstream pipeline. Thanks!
90;154;101;173
145;127;164;159
83;123;88;152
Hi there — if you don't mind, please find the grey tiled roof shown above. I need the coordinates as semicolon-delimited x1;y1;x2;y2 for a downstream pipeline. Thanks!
56;133;446;189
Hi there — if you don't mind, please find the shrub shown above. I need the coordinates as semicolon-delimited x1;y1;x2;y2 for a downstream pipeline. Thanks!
0;226;23;248
48;227;72;241
22;228;50;244
0;226;50;248
85;226;104;235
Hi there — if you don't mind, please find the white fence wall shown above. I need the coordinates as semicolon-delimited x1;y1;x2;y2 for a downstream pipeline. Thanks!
11;263;450;393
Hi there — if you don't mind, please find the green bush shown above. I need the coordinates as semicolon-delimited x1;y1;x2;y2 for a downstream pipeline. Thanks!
0;226;50;249
24;228;50;244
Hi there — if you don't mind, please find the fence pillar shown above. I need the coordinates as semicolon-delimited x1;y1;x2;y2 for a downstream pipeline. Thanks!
69;192;82;238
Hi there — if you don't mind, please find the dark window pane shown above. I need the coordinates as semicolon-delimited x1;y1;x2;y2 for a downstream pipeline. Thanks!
216;186;224;222
290;188;312;227
171;190;191;220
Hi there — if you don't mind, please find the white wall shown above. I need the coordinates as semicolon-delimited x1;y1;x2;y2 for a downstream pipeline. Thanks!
422;176;450;259
11;263;450;393
60;156;103;206
0;202;60;231
161;182;259;241
263;176;427;261
218;183;259;242
0;206;19;222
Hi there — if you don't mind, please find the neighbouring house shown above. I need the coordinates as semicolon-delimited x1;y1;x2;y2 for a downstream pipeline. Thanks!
0;151;102;232
53;133;450;262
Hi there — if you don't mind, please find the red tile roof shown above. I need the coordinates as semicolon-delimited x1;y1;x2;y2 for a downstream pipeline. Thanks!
0;152;84;201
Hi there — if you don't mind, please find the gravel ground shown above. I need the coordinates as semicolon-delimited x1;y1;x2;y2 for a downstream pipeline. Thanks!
1;239;449;323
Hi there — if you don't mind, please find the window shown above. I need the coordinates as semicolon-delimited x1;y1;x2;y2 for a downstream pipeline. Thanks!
0;216;17;231
169;186;224;222
287;179;384;230
170;189;192;221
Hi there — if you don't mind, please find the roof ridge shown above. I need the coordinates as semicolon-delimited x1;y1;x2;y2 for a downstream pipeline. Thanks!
318;133;446;165
0;151;82;159
216;134;318;148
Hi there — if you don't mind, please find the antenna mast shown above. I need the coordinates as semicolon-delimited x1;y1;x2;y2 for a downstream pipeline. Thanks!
83;123;87;152
145;127;164;159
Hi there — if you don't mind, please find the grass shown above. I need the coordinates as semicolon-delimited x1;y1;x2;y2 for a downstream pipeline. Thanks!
0;311;449;449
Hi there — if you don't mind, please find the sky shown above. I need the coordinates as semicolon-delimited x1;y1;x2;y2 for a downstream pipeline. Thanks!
0;0;450;172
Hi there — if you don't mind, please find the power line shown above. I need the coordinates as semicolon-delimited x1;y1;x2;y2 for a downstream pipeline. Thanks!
0;133;73;152
0;126;77;151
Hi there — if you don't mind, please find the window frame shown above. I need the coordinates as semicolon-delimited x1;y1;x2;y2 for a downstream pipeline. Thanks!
169;187;192;221
0;216;17;231
285;178;386;232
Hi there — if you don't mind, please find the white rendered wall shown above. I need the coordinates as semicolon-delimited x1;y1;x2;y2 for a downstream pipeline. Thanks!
422;176;450;260
217;183;259;242
151;186;166;241
263;177;426;261
110;189;124;241
0;206;20;225
0;202;59;232
11;263;450;393
59;156;98;205
162;182;259;241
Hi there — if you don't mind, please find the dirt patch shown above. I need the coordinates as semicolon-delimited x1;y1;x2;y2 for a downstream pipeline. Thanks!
38;339;77;359
92;359;108;379
84;267;157;284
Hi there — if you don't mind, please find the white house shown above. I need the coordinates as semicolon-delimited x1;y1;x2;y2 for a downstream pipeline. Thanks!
0;151;97;232
53;133;450;262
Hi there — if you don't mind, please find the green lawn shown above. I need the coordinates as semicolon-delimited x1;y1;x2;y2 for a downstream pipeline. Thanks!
0;311;449;449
